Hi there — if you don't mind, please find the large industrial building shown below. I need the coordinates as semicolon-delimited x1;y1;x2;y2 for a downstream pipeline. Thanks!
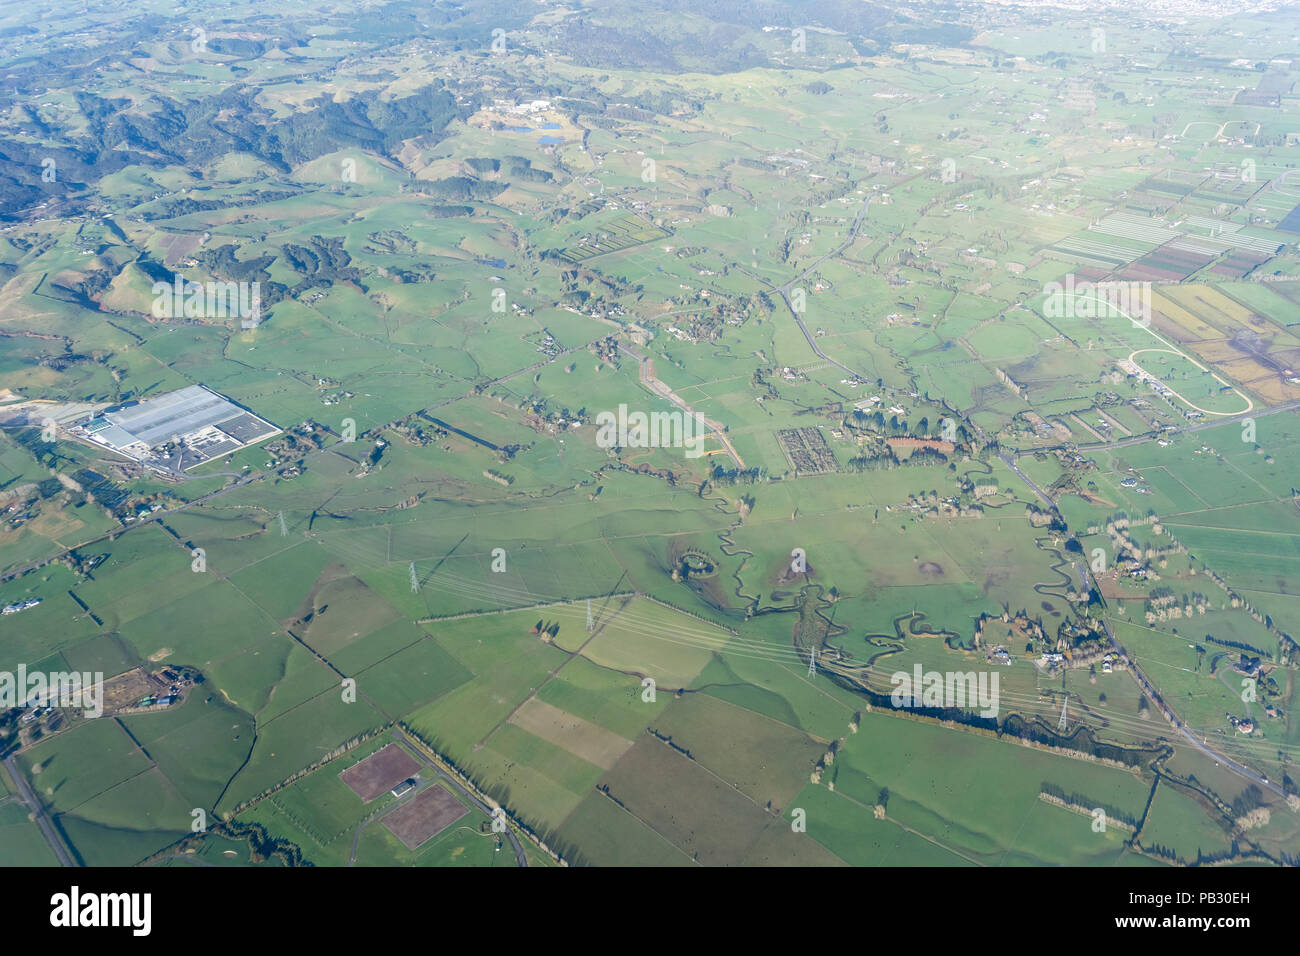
76;385;279;474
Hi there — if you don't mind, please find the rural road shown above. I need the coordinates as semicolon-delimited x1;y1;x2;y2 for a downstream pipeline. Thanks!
997;448;1287;800
392;728;528;867
756;189;1287;800
774;196;874;381
3;755;75;866
617;342;746;468
1070;398;1300;455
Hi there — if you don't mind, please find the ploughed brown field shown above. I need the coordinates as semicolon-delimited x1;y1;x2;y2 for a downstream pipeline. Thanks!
382;785;468;850
339;743;422;803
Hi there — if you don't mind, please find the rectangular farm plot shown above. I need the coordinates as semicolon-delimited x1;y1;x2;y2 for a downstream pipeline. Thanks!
1151;293;1219;340
549;598;730;690
776;426;838;474
598;734;775;865
508;698;634;770
339;744;422;803
381;784;468;851
560;214;671;264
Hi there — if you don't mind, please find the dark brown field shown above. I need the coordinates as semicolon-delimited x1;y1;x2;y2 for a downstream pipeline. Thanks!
382;785;467;850
339;743;422;803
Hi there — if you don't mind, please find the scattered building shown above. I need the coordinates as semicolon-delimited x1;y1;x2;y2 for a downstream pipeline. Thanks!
2;598;41;615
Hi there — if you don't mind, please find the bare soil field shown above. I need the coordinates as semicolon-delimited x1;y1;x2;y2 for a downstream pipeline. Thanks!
340;743;421;803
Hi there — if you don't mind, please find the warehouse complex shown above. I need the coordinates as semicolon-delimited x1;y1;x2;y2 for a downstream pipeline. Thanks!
75;385;279;475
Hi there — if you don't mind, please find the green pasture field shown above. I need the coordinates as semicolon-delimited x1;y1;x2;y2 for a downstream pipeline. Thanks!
17;718;151;815
827;707;1154;865
646;692;823;809
70;525;218;629
349;635;473;717
405;612;572;759
0;800;60;866
202;636;311;715
789;783;976;866
1161;522;1300;595
0;583;101;673
106;577;281;669
215;689;387;814
549;597;731;690
1138;781;1235;862
4;7;1300;867
553;789;693;866
1136;465;1213;513
1216;281;1300;325
58;766;193;844
535;653;671;739
121;692;255;810
591;733;831;865
58;812;189;867
691;645;859;742
458;721;603;832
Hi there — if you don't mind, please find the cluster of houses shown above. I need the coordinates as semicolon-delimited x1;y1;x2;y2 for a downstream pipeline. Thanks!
5;500;33;530
492;98;552;116
986;645;1013;666
134;667;196;711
